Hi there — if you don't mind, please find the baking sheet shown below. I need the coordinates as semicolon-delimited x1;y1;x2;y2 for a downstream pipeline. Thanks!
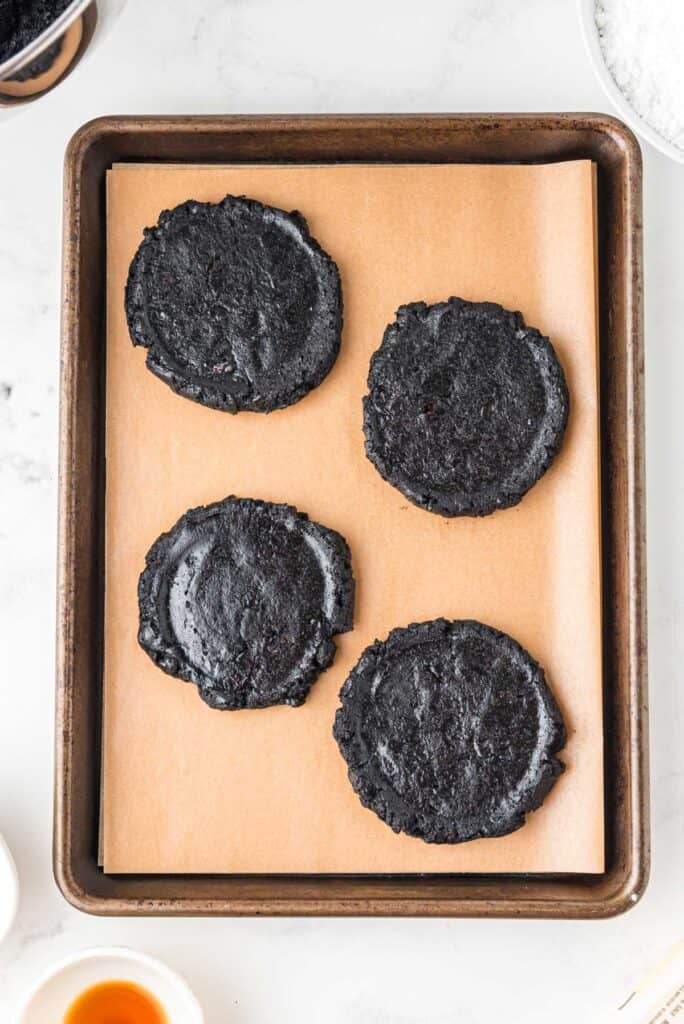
102;161;604;874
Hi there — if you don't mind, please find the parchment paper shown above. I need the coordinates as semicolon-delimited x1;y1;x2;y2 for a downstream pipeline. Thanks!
102;161;603;874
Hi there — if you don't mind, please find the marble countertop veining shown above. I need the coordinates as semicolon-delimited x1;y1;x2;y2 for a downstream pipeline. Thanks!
1;1;683;1021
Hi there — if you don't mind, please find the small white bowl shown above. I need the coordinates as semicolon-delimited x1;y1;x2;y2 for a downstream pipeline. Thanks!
0;833;19;944
579;0;684;164
15;947;204;1024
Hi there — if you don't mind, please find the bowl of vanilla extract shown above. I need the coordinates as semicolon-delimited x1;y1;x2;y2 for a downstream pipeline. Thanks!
16;947;204;1024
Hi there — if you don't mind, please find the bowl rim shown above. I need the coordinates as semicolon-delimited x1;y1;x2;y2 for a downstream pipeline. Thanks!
0;833;19;944
578;0;684;165
14;945;205;1024
0;0;92;81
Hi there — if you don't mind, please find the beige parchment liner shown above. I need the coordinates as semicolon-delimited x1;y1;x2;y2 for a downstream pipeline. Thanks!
102;161;603;874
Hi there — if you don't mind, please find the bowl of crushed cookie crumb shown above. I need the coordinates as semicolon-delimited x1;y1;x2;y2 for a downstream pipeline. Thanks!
580;0;684;164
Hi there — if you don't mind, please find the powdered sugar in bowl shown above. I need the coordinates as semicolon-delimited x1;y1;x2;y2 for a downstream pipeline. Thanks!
579;0;684;164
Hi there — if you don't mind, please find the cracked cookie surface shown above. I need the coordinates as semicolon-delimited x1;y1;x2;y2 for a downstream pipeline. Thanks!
333;619;566;843
126;195;343;413
363;297;569;516
139;497;355;710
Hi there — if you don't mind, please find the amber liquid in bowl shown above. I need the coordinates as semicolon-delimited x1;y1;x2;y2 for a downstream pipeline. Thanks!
64;980;167;1023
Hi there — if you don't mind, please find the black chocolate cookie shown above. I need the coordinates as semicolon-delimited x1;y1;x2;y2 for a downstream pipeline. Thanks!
363;298;569;517
126;196;343;413
138;497;354;710
333;619;566;844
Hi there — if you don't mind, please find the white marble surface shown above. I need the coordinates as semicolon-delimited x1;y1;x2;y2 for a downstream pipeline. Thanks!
1;0;683;1020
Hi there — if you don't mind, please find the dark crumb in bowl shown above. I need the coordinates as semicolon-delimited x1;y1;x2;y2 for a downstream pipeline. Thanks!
0;0;72;66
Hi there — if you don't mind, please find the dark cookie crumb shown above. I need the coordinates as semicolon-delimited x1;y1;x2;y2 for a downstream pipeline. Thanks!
0;0;71;65
139;496;355;710
334;619;566;844
363;297;569;517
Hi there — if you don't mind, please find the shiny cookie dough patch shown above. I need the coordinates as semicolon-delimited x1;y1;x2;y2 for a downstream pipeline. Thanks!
333;619;566;843
126;195;343;413
363;297;569;517
138;497;355;709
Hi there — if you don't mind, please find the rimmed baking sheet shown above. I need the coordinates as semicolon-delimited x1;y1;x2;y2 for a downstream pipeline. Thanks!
101;160;604;875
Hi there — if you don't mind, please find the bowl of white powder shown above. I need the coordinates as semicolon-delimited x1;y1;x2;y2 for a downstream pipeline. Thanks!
580;0;684;163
